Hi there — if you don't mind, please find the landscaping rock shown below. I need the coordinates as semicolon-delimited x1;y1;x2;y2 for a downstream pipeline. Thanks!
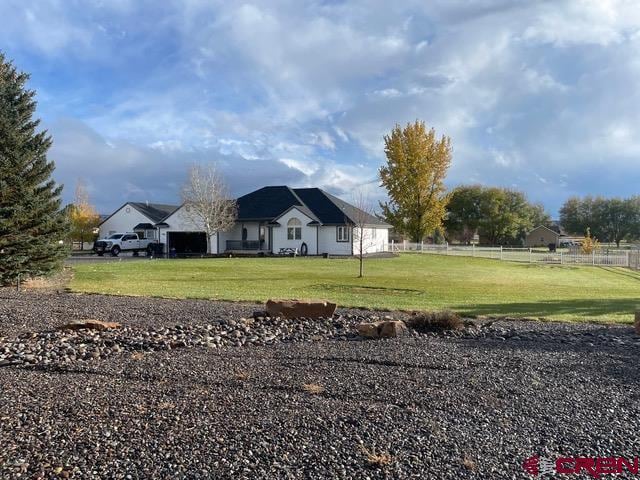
58;319;121;331
356;322;380;339
265;299;337;319
379;320;409;338
357;320;408;339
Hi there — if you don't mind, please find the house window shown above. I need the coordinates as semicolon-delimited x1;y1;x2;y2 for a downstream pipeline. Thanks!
337;226;349;242
287;218;302;240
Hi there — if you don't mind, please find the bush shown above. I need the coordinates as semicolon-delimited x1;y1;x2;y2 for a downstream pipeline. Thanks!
406;311;463;332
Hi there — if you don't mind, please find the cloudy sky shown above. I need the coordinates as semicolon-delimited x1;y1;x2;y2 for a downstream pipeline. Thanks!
3;0;640;215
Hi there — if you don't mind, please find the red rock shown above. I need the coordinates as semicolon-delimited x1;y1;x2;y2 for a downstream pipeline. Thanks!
58;319;121;331
357;320;408;339
265;299;337;319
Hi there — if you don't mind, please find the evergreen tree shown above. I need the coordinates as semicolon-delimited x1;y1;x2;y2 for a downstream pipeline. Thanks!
0;53;68;285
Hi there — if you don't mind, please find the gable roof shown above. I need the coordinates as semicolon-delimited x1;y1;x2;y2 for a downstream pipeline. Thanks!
527;225;562;237
236;186;303;221
99;202;179;226
129;202;179;223
237;185;390;227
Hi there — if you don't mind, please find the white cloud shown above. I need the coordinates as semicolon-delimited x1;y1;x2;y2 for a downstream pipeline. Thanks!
4;0;640;214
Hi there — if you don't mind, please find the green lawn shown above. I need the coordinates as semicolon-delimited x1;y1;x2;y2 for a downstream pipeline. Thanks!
70;254;640;323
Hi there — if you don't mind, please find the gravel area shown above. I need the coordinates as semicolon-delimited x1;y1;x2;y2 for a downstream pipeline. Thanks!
1;290;639;479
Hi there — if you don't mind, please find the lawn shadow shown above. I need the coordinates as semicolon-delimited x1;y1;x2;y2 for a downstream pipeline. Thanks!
311;284;426;296
455;297;640;323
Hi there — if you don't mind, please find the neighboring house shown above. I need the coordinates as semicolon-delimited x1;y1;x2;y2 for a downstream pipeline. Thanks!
221;186;390;256
98;202;179;241
525;224;566;248
97;186;391;256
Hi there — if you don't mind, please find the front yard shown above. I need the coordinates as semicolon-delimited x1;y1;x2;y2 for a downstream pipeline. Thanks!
70;254;640;323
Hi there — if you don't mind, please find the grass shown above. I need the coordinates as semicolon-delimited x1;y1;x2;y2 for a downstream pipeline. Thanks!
70;254;640;323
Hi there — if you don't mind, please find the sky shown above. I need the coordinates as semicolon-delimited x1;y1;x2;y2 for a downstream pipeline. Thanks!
2;0;640;216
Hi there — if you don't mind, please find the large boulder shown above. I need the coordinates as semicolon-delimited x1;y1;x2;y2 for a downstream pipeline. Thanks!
357;320;408;339
265;299;337;319
58;319;121;331
356;322;381;339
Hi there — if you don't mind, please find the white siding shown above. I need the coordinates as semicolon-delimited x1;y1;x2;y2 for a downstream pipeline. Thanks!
353;227;389;254
98;204;155;240
318;226;352;255
158;205;218;253
272;208;317;254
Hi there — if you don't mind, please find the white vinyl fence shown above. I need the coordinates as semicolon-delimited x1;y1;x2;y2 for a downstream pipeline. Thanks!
384;241;636;268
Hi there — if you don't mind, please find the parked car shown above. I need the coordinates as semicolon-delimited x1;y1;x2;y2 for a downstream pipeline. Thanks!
93;233;154;257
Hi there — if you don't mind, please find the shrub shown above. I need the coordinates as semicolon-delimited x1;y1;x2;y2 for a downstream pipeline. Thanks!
405;311;463;332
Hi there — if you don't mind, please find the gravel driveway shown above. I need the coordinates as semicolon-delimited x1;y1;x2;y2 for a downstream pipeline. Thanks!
1;290;639;479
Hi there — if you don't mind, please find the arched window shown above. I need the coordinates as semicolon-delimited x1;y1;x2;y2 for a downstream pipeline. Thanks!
287;217;302;240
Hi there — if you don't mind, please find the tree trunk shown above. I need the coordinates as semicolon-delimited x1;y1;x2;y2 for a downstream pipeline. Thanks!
359;232;364;278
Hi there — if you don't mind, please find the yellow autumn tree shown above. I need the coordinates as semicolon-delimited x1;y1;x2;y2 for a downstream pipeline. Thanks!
581;227;600;254
69;179;100;250
379;121;452;242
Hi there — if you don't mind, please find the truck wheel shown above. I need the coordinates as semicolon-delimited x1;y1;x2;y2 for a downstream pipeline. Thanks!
111;246;121;257
97;253;104;257
146;245;154;256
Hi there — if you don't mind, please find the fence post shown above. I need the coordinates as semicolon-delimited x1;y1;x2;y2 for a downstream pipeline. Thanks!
421;241;424;253
626;251;630;268
592;250;595;266
529;248;532;263
500;246;503;261
472;244;475;257
560;251;563;265
391;239;394;252
445;242;449;255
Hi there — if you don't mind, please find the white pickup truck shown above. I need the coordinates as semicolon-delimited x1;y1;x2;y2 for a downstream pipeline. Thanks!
93;233;154;257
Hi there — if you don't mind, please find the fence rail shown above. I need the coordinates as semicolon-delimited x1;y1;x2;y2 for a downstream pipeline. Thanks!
384;242;637;268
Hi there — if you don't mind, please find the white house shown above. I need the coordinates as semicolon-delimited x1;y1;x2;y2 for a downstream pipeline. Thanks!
98;186;391;256
99;202;179;241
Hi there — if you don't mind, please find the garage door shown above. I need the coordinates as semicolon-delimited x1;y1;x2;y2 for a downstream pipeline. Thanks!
167;232;207;255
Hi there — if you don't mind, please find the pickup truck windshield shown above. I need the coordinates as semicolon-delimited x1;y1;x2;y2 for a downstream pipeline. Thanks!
108;234;124;239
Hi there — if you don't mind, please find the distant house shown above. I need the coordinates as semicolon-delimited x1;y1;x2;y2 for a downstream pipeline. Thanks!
524;224;567;248
98;186;391;256
98;202;179;241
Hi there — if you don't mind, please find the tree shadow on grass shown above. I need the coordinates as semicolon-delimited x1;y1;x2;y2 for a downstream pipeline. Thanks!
455;298;640;323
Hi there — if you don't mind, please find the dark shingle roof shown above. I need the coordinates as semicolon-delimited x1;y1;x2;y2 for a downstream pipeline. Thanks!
236;186;304;221
129;202;179;223
99;202;179;226
294;188;387;226
236;186;390;227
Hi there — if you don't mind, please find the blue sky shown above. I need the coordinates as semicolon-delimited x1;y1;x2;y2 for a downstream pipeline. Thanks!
3;0;640;215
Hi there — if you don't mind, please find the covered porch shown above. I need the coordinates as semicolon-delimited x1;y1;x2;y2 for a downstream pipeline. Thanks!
223;221;274;253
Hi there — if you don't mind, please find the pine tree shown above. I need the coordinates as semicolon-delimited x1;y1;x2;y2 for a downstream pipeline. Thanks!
0;53;68;285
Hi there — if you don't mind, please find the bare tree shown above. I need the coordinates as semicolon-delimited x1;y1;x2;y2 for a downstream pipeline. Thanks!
181;163;237;254
351;191;379;278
